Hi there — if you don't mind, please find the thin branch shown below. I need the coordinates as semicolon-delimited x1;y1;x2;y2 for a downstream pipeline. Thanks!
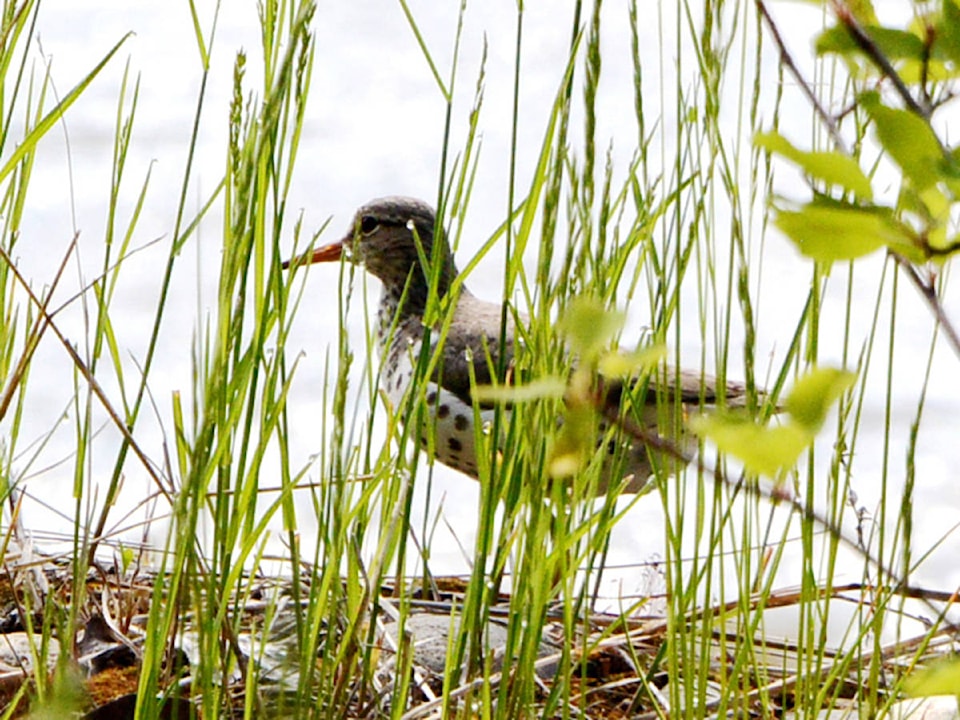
829;0;933;119
756;0;848;154
925;238;960;258
0;245;172;504
0;234;77;424
892;252;960;360
600;399;959;634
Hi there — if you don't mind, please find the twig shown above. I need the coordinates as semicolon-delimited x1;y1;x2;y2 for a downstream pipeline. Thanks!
0;234;79;423
600;400;960;634
892;252;960;360
829;0;934;121
0;245;172;504
756;0;848;154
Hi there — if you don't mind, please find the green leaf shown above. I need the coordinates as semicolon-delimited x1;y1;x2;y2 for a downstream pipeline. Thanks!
785;367;857;431
897;57;960;84
816;25;925;61
598;344;666;378
120;545;135;574
692;367;858;476
900;183;949;223
939;233;960;259
558;296;625;359
933;0;960;67
861;93;944;190
0;34;132;185
900;184;951;252
690;415;811;477
548;404;597;478
847;0;879;24
755;131;873;200
472;376;567;403
904;657;960;696
775;204;918;262
186;0;210;67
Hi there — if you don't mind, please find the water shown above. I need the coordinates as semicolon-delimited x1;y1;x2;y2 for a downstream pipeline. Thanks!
14;1;960;614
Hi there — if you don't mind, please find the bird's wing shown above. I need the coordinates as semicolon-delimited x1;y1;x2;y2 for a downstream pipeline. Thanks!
670;368;749;404
431;293;518;406
603;367;753;411
429;292;757;412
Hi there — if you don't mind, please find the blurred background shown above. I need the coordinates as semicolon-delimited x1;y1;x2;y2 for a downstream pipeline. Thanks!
8;1;959;612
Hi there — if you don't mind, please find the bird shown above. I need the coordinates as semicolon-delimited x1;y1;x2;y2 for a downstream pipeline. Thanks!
284;196;757;494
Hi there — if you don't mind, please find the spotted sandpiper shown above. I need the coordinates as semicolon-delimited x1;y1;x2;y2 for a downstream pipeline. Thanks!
285;196;754;492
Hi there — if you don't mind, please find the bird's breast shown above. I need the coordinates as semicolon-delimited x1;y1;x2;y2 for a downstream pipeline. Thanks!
379;332;502;479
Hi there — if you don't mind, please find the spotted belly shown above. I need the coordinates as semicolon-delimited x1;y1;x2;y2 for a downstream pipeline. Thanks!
380;337;498;478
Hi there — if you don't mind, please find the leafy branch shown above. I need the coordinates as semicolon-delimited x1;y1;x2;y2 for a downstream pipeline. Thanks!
757;0;960;358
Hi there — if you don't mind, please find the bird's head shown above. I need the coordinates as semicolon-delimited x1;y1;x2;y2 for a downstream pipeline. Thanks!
284;196;459;300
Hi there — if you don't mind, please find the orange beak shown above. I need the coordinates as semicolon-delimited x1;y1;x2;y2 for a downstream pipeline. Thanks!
281;240;344;270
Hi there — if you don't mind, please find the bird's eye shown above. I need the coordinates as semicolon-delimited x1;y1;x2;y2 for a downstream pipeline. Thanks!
359;215;379;235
